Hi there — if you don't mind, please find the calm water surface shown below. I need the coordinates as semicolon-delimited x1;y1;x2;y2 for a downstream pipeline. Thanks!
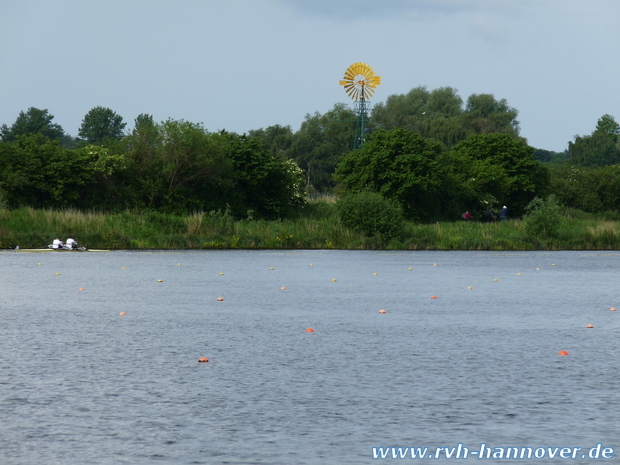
1;250;618;464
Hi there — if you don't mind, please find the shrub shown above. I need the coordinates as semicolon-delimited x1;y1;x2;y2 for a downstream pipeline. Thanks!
336;191;404;240
523;195;563;238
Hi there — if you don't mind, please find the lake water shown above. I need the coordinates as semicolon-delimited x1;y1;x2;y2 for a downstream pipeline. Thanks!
1;250;618;464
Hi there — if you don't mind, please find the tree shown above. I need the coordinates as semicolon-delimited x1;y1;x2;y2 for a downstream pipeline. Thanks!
441;147;509;218
448;133;549;217
223;131;306;219
336;191;404;240
248;124;293;157
371;86;429;134
425;86;463;117
523;195;564;238
463;94;520;136
122;121;306;217
155;120;233;212
370;87;521;148
0;135;124;209
0;107;65;142
594;114;620;136
287;103;356;192
548;164;620;213
533;148;568;164
568;114;620;166
334;128;445;221
78;106;126;145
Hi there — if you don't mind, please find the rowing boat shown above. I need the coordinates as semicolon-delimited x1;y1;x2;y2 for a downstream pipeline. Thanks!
13;247;111;253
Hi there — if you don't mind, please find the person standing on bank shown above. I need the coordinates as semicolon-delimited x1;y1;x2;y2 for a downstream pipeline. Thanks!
500;206;508;221
461;211;473;222
484;208;495;222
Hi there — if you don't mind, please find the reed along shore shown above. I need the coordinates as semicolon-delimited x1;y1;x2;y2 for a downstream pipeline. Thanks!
2;204;619;251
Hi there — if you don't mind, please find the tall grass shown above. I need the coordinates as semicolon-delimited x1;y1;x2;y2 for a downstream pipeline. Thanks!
1;203;619;250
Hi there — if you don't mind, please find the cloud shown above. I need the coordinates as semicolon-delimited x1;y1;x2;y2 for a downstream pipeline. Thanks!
274;0;514;20
274;0;424;20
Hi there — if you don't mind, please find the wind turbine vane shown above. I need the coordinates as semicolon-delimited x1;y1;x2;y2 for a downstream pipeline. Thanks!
339;62;381;101
339;62;381;148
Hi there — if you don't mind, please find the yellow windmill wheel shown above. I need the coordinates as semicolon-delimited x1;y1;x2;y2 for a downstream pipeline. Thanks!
339;62;381;101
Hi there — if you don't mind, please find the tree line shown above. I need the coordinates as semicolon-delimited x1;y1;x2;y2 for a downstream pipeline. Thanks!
0;109;305;219
1;87;619;222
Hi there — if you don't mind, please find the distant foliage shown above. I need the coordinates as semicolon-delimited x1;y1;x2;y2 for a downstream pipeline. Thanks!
78;106;127;145
0;114;308;218
286;103;356;193
568;114;620;166
336;191;404;240
335;128;445;222
448;133;549;218
548;164;620;213
523;195;564;238
371;87;520;148
335;129;549;222
0;107;65;143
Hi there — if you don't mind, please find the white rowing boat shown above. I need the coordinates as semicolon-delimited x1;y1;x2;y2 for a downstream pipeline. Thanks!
13;247;111;253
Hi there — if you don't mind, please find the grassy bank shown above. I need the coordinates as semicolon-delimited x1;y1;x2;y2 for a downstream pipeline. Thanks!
1;203;619;250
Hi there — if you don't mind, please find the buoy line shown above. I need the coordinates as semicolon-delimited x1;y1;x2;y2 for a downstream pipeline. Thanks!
581;253;620;257
258;252;321;255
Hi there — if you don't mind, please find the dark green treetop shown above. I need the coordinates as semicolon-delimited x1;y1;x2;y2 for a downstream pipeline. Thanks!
78;106;126;145
0;107;65;142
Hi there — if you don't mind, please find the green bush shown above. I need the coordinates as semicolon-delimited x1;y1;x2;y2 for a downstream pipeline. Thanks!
336;191;404;240
523;195;564;238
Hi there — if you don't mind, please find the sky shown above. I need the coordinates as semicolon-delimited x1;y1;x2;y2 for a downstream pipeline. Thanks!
1;0;619;152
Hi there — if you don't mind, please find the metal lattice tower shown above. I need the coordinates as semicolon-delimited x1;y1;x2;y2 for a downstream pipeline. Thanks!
339;62;381;149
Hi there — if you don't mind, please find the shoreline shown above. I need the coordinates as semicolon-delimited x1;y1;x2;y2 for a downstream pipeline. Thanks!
2;206;619;251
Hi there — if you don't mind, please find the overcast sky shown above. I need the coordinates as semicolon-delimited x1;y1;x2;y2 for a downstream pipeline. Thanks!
2;0;618;152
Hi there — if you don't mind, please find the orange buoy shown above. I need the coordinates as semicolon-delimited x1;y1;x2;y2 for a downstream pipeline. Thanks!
430;296;437;299
216;297;224;301
558;350;569;356
493;279;499;282
379;309;387;314
332;279;337;282
78;287;85;291
610;307;617;311
585;324;594;328
373;272;379;275
198;357;209;363
305;328;315;333
119;312;127;316
157;279;163;282
280;286;286;290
